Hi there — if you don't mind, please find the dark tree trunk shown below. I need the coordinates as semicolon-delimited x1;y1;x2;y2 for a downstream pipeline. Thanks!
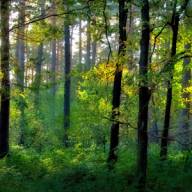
63;0;71;147
0;0;10;158
160;0;189;161
137;0;150;188
160;0;179;160
107;0;128;166
34;0;45;109
70;25;73;67
16;0;25;145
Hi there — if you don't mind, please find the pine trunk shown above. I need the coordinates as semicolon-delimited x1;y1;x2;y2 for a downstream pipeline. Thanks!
137;0;150;188
107;0;128;166
63;0;71;147
160;1;179;160
0;0;10;158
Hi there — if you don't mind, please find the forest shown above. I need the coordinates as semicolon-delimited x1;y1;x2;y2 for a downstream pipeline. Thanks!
0;0;192;191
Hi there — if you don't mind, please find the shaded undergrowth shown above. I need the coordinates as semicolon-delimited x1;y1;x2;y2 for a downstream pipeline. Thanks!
0;145;192;192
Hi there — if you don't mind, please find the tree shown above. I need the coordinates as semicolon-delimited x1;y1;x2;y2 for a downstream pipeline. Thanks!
136;0;150;188
160;0;189;160
0;0;10;158
63;0;71;147
91;17;97;66
79;19;82;70
107;0;128;166
86;20;91;70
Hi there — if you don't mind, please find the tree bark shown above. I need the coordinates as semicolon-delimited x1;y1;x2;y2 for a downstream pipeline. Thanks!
137;0;150;188
0;0;10;158
63;0;71;147
107;0;128;166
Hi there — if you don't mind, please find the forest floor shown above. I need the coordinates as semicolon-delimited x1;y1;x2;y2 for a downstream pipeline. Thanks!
0;145;192;192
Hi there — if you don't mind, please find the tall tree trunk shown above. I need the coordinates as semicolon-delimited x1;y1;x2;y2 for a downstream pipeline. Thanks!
16;0;25;145
86;20;91;70
79;19;82;70
34;0;45;109
107;0;128;166
70;25;73;67
63;0;71;147
24;37;29;87
137;0;150;188
91;17;97;66
0;0;10;158
160;0;178;160
178;43;191;150
160;0;189;161
50;0;57;120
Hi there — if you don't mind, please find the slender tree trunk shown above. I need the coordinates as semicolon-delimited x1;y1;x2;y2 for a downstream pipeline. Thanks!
91;17;97;66
16;0;25;145
0;0;10;158
86;20;91;70
178;43;191;150
160;1;178;160
24;38;29;87
50;0;57;120
79;19;82;70
63;0;71;147
160;0;189;161
137;0;150;188
107;0;128;166
34;0;45;109
70;25;74;67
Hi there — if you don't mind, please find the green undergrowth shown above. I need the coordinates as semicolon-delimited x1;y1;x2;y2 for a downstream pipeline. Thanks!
0;144;192;192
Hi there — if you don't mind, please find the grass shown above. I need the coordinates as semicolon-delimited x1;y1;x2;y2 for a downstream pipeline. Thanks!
0;144;192;192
